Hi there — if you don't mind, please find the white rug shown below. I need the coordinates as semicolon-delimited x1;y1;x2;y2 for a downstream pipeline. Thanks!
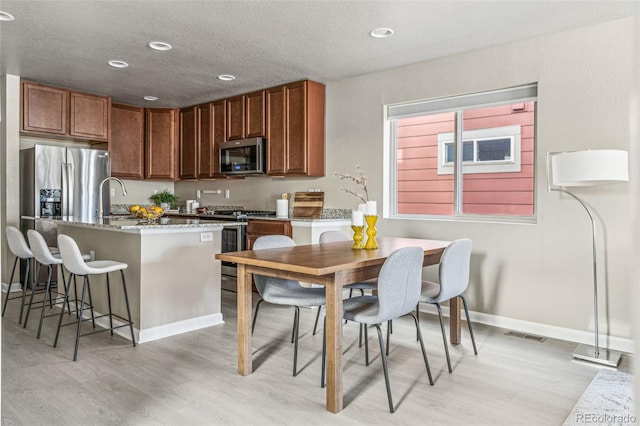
564;370;635;426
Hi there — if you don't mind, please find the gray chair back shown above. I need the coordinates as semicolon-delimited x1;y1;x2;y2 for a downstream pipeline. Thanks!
375;246;424;323
27;230;61;266
6;226;33;259
435;239;472;303
252;235;299;296
319;231;349;244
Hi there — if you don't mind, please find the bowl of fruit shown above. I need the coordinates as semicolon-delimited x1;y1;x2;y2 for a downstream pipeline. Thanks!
129;205;164;223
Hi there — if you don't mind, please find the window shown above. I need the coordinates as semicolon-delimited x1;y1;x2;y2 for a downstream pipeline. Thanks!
385;84;537;221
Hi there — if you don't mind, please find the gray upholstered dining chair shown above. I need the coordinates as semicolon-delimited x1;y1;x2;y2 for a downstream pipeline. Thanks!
252;235;326;376
321;246;434;413
417;238;477;373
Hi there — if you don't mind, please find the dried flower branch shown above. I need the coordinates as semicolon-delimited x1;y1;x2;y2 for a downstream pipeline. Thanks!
334;165;369;203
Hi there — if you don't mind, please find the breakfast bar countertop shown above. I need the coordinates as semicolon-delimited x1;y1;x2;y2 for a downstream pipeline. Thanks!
22;216;225;234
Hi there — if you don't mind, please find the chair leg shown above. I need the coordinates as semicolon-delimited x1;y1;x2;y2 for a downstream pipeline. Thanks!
364;325;369;366
415;303;420;341
321;316;326;388
86;277;96;328
435;303;452;373
36;265;54;339
386;320;390;356
23;262;43;328
73;275;79;319
73;276;89;361
293;306;300;376
313;305;322;335
410;313;434;385
375;324;394;413
359;323;363;347
251;299;263;334
2;257;19;317
59;267;72;315
18;258;31;325
460;295;478;355
106;273;114;335
120;270;136;346
54;273;74;348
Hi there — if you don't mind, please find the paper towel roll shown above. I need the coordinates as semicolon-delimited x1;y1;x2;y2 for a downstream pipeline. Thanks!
276;199;289;218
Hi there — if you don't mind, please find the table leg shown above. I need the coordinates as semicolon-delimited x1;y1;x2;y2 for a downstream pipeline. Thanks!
324;276;343;413
237;264;253;375
449;296;461;345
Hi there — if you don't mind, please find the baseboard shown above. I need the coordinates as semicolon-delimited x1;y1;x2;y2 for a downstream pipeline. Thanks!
1;282;23;293
418;303;635;355
66;301;225;344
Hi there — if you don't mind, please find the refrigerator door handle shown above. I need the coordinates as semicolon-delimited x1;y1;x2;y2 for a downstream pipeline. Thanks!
61;163;68;216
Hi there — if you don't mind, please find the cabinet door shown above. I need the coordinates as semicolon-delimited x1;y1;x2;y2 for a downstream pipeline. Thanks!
180;106;199;180
69;91;110;141
198;100;226;178
110;103;144;179
245;90;265;138
145;108;178;180
226;95;245;140
266;85;286;175
246;219;292;249
285;81;308;175
21;81;68;135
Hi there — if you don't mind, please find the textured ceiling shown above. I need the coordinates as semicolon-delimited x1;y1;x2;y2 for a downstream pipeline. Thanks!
1;1;637;108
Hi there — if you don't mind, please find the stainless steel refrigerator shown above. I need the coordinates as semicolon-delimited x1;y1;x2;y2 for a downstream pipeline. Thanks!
20;144;110;285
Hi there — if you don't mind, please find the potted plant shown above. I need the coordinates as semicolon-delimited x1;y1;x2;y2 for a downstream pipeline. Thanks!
149;190;178;209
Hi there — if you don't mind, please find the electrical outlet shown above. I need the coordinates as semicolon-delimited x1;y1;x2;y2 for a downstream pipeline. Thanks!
89;250;95;261
200;232;213;242
224;189;230;199
154;189;159;194
110;188;115;197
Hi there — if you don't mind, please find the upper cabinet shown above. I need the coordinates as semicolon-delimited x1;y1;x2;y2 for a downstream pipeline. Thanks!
226;90;265;140
145;108;179;180
266;80;325;176
21;80;110;142
198;99;226;179
179;105;199;180
110;103;145;180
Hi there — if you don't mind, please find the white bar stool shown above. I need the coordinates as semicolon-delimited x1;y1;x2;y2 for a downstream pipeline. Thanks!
54;234;136;361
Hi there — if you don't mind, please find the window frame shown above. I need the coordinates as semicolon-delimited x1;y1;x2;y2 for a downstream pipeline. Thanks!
384;84;537;224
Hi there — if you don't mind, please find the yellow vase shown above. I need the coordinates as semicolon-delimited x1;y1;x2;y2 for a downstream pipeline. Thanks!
364;215;378;249
351;225;365;249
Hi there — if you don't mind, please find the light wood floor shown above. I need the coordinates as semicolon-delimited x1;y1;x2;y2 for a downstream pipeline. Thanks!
1;286;632;425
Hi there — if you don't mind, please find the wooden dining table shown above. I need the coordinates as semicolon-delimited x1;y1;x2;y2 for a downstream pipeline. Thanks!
215;237;455;413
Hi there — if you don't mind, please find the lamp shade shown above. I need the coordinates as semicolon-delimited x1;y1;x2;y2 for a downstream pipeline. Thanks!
551;150;629;187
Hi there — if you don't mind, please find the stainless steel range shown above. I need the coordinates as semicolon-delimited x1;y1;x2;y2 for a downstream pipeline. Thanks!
202;210;276;277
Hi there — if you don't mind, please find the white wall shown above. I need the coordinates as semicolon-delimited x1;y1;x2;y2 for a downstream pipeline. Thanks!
175;17;639;348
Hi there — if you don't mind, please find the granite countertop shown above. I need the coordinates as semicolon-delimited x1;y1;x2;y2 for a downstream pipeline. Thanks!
24;215;227;232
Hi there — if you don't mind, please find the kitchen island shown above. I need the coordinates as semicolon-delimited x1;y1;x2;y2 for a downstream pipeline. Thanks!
26;216;227;343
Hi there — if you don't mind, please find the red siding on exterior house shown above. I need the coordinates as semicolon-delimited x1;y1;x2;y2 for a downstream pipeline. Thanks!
396;102;535;216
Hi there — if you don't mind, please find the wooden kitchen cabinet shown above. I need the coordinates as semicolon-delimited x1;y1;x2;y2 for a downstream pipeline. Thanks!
110;103;145;179
145;108;179;180
266;80;325;176
226;90;265;141
179;105;199;180
21;80;110;142
198;99;226;178
246;219;292;250
69;91;110;140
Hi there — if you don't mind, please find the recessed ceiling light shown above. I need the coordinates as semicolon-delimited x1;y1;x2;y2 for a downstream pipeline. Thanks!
143;96;158;101
148;41;172;51
369;28;394;38
108;60;129;68
0;11;15;21
217;74;236;81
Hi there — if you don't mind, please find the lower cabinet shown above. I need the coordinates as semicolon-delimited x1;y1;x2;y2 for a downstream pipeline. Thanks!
246;219;292;249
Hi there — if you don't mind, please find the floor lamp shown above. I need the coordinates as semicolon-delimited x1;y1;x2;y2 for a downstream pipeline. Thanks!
547;149;629;367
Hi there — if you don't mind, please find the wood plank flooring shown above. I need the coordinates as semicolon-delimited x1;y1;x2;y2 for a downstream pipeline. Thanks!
1;287;632;425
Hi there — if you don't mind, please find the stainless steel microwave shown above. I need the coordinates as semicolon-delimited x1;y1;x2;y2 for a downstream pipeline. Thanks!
219;137;266;175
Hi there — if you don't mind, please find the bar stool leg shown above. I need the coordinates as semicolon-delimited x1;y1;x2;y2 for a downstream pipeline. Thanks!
18;258;31;325
120;270;136;346
85;277;96;328
73;275;79;319
2;257;19;317
73;276;89;361
36;265;54;338
106;273;113;335
23;262;43;328
54;273;74;348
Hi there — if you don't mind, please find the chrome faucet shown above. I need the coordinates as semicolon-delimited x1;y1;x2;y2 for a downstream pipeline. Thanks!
98;177;127;219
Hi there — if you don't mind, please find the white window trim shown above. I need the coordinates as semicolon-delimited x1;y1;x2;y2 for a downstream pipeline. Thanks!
437;125;522;175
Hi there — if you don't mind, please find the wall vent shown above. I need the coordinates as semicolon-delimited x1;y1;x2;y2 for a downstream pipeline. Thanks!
505;331;546;342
